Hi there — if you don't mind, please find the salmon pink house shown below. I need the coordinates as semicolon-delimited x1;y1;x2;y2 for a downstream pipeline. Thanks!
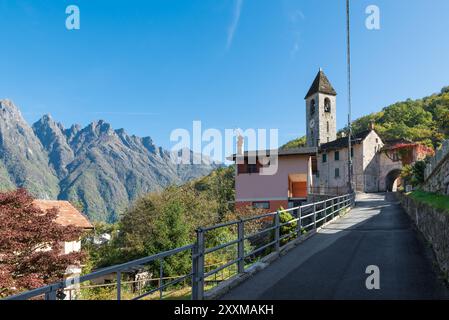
228;148;317;211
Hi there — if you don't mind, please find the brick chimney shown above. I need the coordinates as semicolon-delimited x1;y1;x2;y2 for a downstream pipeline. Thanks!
237;134;244;156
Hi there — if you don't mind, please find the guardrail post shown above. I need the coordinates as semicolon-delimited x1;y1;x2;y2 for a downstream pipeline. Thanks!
45;287;57;300
296;206;302;237
325;200;329;222
313;203;317;230
117;271;121;301
275;211;280;253
237;219;245;274
192;228;205;300
332;198;336;219
191;245;198;300
159;259;164;299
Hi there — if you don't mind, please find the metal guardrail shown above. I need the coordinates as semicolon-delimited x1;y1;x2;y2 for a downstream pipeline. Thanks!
5;193;355;301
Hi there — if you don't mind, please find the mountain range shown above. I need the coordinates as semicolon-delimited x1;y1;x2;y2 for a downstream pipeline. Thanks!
0;99;220;222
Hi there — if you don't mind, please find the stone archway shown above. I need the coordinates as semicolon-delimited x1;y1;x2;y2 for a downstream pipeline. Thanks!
385;169;402;192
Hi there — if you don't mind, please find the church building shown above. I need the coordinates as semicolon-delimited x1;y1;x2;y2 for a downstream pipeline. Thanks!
230;69;433;211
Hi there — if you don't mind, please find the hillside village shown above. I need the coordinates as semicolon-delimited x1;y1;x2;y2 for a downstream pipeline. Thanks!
230;69;435;211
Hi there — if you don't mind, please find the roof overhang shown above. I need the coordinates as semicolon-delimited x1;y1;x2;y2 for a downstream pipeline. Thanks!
227;147;317;161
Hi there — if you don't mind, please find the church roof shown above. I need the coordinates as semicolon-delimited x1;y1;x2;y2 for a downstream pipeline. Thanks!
304;69;337;99
319;130;372;151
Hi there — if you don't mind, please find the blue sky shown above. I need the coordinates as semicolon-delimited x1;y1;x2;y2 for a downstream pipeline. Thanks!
1;0;448;152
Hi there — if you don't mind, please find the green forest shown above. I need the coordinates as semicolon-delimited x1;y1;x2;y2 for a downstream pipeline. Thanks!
282;86;449;150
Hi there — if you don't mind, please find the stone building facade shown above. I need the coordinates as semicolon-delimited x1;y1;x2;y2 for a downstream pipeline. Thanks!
315;129;384;194
306;69;433;194
424;140;449;195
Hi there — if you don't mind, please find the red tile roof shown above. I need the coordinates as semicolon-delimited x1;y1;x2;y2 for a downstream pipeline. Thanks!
33;200;93;229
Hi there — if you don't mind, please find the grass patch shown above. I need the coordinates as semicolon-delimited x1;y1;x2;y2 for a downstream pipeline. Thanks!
407;190;449;214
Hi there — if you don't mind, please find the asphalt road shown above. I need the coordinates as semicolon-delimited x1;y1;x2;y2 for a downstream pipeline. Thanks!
222;193;449;300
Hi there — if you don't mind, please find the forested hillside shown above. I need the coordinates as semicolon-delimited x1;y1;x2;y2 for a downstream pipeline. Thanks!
85;165;237;270
282;86;449;150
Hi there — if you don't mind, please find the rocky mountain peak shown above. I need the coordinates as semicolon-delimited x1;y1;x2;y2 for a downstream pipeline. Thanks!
0;99;24;121
0;100;60;199
32;115;74;179
86;120;114;137
65;124;81;142
0;99;220;222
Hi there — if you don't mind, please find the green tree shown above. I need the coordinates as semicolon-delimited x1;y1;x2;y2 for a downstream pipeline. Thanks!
193;166;235;220
401;160;427;187
278;208;297;245
0;189;84;297
281;136;306;150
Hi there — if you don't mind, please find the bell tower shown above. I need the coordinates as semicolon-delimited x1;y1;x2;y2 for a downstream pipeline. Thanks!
305;68;337;147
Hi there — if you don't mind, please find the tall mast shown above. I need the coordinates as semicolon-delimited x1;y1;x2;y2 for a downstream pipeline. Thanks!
346;0;353;193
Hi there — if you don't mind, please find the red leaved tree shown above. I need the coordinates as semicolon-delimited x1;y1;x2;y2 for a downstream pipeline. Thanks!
0;189;85;298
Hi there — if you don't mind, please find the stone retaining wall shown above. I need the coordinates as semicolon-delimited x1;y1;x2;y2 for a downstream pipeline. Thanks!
397;192;449;277
424;140;449;195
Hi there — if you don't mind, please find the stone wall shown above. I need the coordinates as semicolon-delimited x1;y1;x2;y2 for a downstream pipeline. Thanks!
362;130;383;192
397;192;449;277
379;151;403;192
424;140;449;195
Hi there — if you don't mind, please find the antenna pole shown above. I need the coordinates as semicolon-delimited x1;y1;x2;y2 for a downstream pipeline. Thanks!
346;0;353;193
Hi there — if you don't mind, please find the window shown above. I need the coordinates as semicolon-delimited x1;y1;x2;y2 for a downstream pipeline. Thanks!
247;163;258;174
335;168;340;178
392;152;400;162
324;98;331;113
310;99;316;115
252;201;270;209
322;153;327;163
289;200;304;208
326;121;329;133
237;161;260;174
334;151;340;161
